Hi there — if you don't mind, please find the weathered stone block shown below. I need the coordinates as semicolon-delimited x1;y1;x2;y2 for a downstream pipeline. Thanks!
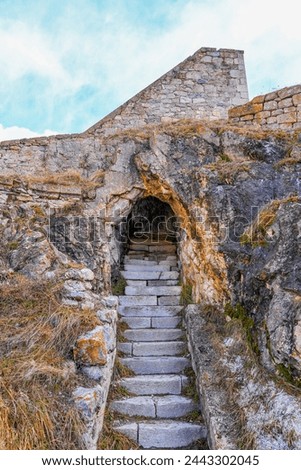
264;100;278;111
124;328;183;342
120;316;151;329
74;326;108;366
133;340;185;356
158;295;181;306
125;286;181;296
278;85;301;100
292;93;301;106
110;397;156;417
229;102;263;118
278;112;297;124
151;317;182;329
121;356;190;374
155;396;197;418
279;98;293;108
138;421;206;448
118;295;157;306
118;306;183;317
119;374;182;395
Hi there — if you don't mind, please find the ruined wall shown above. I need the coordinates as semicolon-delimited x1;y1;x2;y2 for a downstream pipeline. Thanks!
85;47;248;136
229;84;301;130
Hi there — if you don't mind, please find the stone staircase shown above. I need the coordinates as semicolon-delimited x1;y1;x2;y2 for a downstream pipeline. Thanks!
110;238;207;449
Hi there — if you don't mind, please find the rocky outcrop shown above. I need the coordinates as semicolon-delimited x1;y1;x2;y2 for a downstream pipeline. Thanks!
185;304;301;450
0;119;300;448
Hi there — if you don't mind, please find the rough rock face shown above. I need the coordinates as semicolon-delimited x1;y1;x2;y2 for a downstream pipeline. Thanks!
0;119;300;448
185;305;301;450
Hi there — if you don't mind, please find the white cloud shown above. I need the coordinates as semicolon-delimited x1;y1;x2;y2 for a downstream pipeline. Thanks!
0;124;57;142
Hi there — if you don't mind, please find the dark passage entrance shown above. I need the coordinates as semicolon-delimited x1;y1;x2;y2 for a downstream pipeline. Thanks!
126;196;179;243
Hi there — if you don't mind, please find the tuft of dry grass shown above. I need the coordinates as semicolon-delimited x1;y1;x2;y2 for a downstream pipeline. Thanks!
97;408;138;450
275;156;301;168
2;169;105;193
240;195;300;247
160;119;207;138
0;275;99;449
206;160;253;185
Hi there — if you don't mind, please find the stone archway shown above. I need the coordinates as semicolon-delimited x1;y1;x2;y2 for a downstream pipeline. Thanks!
126;196;180;244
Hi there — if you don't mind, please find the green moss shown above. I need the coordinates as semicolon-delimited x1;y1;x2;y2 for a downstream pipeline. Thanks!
111;276;127;295
276;364;301;388
224;303;259;355
7;241;19;250
219;153;232;162
180;283;193;306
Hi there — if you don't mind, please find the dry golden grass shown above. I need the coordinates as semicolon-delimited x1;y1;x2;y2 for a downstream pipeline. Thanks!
0;169;105;193
103;118;295;144
274;153;301;168
97;408;138;450
0;275;99;449
206;160;253;185
241;195;300;246
160;119;207;138
27;169;104;191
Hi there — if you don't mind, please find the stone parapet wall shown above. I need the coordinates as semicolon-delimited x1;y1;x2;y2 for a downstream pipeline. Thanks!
229;84;301;130
85;47;248;136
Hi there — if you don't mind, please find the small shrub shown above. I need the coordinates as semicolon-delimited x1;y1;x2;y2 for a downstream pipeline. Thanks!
7;241;19;250
111;276;127;296
180;283;193;306
224;303;259;355
276;363;301;389
219;153;232;162
240;196;300;247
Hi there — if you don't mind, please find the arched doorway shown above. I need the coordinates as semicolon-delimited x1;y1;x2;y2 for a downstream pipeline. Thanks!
126;196;180;244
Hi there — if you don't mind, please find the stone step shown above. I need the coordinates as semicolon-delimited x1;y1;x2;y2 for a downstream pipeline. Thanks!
118;305;183;317
124;265;171;272
159;260;178;267
125;252;149;257
149;245;176;253
131;341;186;357
151;317;182;329
117;342;133;355
160;271;179;280
126;280;147;286
120;357;190;375
130;238;174;245
147;280;178;286
120;316;182;329
111;396;155;417
118;295;157;306
123;328;184;342
154;396;197;418
121;271;161;280
113;420;207;449
125;286;182;296
118;341;185;357
119;374;188;395
110;395;197;418
158;296;181;306
121;271;179;280
129;244;150;251
124;259;157;266
120;317;151;329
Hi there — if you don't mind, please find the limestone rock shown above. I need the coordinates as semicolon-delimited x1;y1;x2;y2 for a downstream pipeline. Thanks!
74;326;108;366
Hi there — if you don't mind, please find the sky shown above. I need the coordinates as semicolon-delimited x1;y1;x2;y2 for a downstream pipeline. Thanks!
0;0;300;141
